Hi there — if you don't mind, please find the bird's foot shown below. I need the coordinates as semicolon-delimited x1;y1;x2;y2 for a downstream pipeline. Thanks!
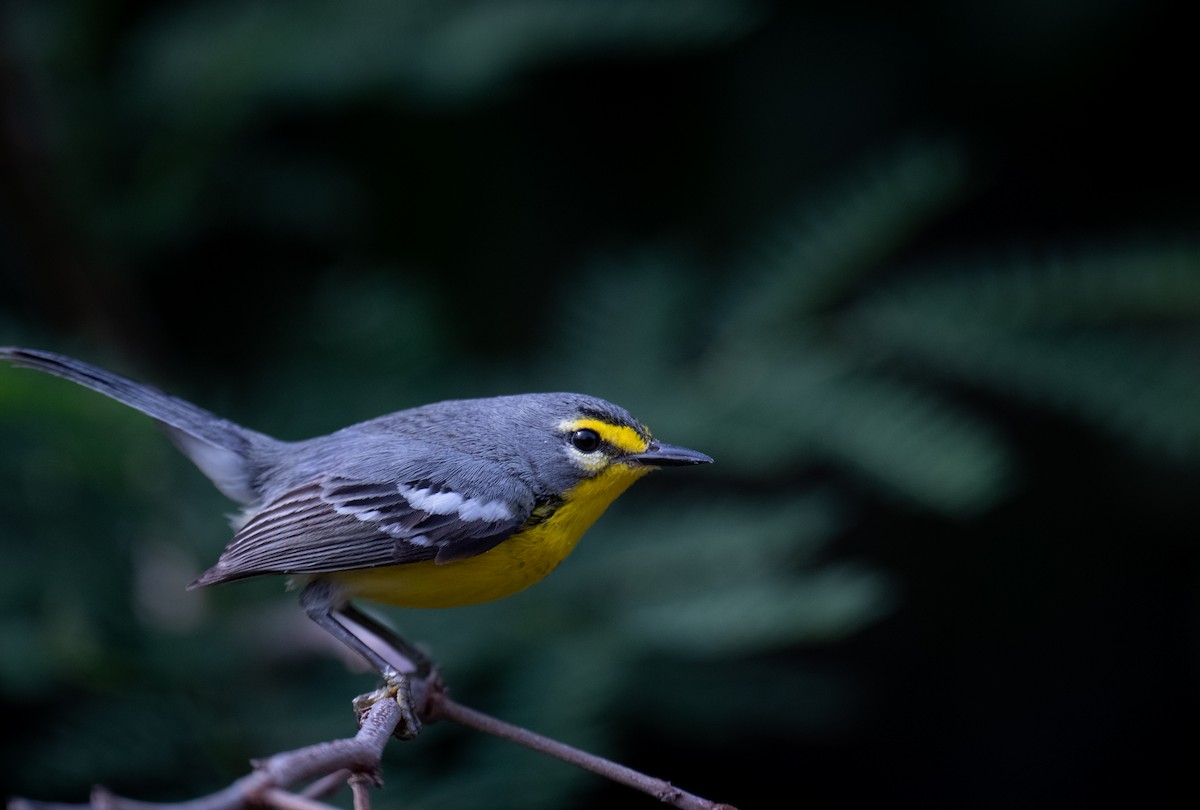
354;668;422;740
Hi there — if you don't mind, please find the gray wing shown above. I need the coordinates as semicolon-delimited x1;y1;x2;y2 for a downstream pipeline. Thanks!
190;474;532;587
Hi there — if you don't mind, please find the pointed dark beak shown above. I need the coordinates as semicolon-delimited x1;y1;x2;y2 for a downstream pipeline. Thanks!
626;441;713;467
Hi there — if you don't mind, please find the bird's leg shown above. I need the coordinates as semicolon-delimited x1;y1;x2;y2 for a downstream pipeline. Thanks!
338;602;440;740
299;580;423;739
337;602;434;678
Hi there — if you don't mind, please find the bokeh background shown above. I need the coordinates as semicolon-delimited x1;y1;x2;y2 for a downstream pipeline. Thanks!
1;1;1197;807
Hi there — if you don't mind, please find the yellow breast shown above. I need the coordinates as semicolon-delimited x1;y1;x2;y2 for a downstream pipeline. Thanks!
328;463;651;608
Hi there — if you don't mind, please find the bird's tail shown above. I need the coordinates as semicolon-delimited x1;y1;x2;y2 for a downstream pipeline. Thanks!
1;346;276;505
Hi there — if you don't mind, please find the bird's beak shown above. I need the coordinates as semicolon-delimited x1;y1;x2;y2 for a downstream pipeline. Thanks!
625;441;713;467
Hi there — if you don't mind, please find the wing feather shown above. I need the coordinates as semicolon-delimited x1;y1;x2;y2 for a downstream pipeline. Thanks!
191;473;532;587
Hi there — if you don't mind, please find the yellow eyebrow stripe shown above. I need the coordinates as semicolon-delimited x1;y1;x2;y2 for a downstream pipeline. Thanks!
565;418;649;454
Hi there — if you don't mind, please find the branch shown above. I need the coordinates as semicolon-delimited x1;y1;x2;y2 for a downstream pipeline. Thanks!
7;699;400;810
8;670;736;810
428;688;736;810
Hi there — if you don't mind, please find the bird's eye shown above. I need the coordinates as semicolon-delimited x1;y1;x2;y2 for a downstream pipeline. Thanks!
571;428;602;453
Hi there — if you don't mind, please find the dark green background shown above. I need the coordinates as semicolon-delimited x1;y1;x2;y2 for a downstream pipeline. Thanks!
1;1;1197;807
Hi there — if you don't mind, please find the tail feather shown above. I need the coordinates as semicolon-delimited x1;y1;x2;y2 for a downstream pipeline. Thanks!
1;346;274;505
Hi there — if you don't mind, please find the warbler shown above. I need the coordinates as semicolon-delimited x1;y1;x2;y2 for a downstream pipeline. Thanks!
1;347;711;703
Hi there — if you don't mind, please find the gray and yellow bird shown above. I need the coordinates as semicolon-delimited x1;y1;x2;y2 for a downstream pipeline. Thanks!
1;347;710;728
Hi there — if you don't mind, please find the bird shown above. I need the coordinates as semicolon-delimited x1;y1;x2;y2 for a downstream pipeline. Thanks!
0;346;711;732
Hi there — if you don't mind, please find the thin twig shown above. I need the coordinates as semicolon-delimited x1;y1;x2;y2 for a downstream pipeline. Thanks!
297;771;351;801
8;699;401;810
427;689;736;810
258;789;337;810
348;774;375;810
9;668;736;810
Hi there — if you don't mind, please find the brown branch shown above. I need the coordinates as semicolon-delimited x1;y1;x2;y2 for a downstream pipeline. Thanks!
427;688;736;810
8;669;736;810
257;789;337;810
7;698;401;810
295;771;351;802
348;774;375;810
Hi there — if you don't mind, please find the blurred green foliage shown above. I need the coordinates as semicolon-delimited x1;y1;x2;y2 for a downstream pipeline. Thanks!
1;1;1197;808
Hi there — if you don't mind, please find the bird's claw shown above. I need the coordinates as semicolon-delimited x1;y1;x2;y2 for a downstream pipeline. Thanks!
353;668;422;740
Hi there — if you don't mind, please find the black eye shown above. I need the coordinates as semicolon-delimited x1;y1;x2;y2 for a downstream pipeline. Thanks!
571;428;602;453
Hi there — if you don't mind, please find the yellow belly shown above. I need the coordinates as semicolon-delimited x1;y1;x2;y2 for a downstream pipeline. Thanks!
327;464;650;608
